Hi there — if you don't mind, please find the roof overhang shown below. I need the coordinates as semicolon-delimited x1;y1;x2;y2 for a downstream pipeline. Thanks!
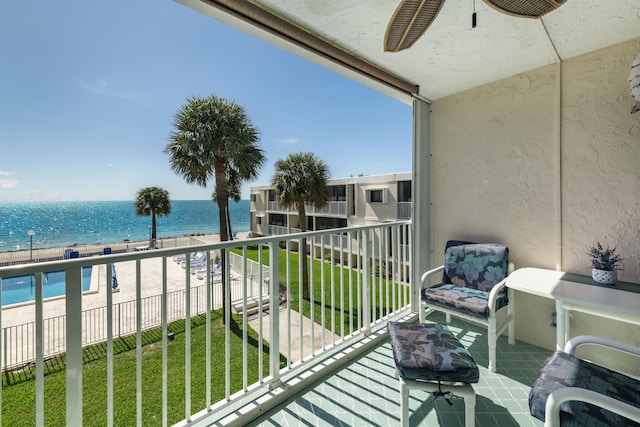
176;0;640;104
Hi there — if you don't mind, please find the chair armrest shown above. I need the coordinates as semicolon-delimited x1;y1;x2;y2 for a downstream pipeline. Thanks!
544;386;640;427
488;278;507;313
487;262;515;313
420;265;444;289
564;335;640;357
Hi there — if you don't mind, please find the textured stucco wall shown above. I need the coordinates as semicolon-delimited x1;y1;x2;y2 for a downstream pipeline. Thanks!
429;37;640;361
561;40;640;281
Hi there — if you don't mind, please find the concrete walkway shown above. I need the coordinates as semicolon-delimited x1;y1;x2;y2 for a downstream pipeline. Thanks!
249;307;341;363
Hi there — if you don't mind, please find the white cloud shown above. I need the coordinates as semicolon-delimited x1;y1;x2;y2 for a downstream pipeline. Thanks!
279;137;299;145
0;179;18;189
79;79;140;102
0;170;14;176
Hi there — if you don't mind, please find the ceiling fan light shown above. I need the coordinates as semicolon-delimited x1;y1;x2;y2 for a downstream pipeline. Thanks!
384;0;446;52
483;0;566;18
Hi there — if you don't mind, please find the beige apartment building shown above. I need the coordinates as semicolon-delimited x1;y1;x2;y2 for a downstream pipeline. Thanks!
249;172;412;237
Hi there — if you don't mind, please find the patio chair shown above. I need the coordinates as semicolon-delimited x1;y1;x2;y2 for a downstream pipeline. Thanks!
529;335;640;426
178;252;206;269
194;261;223;280
419;240;515;372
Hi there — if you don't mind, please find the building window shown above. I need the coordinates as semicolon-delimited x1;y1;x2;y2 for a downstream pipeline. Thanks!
250;194;257;202
256;216;263;224
397;180;411;203
366;189;387;204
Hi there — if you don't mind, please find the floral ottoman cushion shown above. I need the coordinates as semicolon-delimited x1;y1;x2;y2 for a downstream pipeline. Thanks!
387;321;479;384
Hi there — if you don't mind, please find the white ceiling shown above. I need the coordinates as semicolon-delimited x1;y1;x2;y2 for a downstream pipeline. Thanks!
234;0;640;102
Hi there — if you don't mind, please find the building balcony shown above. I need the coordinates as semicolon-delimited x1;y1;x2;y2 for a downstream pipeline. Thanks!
311;201;347;217
267;201;293;213
0;223;554;426
397;201;412;219
267;224;301;236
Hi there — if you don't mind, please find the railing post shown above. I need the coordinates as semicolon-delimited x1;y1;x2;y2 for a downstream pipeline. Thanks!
3;328;6;373
362;230;371;333
268;240;281;388
35;273;44;426
66;266;83;426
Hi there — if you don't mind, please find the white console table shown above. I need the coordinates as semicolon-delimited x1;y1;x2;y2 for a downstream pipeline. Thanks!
506;267;640;349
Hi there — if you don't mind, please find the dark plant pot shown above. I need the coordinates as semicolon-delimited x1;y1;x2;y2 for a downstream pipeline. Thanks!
592;268;617;284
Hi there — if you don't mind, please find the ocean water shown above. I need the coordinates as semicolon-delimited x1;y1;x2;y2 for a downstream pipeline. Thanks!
0;200;250;252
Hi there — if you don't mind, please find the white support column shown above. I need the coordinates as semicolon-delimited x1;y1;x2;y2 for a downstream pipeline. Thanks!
411;97;433;313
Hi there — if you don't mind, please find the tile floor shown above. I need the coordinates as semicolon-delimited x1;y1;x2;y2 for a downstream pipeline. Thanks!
249;314;552;426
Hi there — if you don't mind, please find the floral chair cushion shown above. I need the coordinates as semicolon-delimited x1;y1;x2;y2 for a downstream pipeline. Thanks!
529;350;640;426
422;243;509;319
387;321;479;384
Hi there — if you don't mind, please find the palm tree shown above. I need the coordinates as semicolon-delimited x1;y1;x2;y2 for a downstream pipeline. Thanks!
271;152;330;299
213;170;242;240
165;95;265;323
133;187;172;248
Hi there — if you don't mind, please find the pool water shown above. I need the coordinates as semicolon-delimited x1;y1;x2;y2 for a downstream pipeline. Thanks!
1;267;92;306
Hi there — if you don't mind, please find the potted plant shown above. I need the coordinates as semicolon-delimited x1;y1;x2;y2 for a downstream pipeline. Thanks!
586;242;623;284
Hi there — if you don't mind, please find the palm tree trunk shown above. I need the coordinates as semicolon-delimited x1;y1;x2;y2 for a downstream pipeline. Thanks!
215;164;231;325
226;205;234;239
151;210;157;249
297;202;309;299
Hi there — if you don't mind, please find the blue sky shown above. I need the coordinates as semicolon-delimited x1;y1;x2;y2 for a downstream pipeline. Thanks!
0;1;412;202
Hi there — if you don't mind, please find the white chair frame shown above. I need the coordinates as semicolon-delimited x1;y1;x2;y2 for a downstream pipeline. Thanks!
543;335;640;427
419;262;515;372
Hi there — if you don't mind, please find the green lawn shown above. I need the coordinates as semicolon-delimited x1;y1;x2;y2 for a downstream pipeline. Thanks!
232;244;409;337
1;244;407;425
2;311;284;426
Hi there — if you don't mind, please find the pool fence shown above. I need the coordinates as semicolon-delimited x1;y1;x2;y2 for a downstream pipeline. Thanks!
1;265;269;372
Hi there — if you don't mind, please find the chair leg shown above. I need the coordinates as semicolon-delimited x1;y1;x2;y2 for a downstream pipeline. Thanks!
400;378;409;427
399;378;476;427
462;385;476;427
488;317;497;372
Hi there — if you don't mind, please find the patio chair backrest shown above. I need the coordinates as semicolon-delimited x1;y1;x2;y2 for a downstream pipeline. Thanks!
442;240;474;283
443;243;509;292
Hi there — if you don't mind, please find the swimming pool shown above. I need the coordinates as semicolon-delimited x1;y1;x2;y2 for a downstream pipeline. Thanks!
1;267;92;306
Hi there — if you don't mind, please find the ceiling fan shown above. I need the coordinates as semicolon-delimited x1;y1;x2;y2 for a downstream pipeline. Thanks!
384;0;567;52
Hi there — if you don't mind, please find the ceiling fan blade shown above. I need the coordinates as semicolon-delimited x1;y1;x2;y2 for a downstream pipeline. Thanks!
384;0;446;53
483;0;567;18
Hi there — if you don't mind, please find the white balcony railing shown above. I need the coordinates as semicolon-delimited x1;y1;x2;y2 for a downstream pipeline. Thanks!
0;222;411;426
313;201;347;216
268;224;302;236
267;201;293;212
